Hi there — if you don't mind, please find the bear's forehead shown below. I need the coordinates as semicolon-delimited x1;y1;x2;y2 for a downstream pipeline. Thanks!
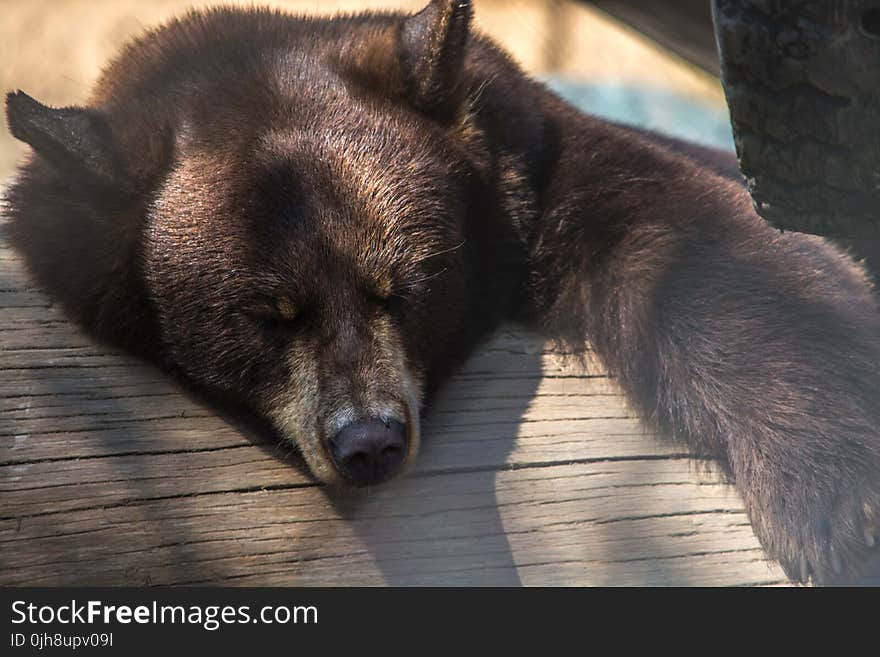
249;112;463;253
170;48;469;231
148;55;468;292
150;130;462;295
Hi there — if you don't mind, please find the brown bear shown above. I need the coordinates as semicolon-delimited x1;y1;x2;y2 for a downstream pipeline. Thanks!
4;0;880;585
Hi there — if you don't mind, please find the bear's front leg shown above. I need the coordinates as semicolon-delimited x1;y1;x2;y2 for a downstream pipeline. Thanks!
528;124;880;583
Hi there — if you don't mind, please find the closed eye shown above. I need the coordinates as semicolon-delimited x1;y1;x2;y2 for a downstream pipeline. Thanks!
244;296;300;330
379;292;408;314
367;284;408;314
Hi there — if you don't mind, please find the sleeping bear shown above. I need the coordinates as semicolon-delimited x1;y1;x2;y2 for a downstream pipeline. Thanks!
4;0;880;585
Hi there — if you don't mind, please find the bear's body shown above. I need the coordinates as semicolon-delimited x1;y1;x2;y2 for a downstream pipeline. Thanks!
4;0;880;584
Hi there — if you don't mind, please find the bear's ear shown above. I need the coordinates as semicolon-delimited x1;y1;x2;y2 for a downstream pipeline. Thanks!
5;90;123;184
399;0;472;114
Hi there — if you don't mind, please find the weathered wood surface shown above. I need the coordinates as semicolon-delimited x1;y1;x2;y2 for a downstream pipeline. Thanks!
0;236;790;586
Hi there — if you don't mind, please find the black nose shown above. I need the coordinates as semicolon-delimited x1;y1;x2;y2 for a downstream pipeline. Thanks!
329;418;408;485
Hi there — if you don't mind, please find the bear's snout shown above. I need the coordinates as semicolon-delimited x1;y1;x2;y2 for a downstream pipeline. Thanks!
329;418;408;485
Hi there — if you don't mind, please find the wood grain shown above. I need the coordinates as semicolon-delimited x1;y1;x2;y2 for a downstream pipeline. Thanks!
0;238;788;586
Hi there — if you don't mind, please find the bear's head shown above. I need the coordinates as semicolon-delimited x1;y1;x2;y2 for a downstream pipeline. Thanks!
4;0;525;486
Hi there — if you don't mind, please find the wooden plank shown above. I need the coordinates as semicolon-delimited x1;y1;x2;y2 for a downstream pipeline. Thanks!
0;235;789;586
0;460;783;586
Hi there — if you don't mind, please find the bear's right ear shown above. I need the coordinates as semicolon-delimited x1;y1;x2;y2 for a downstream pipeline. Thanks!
343;0;473;118
5;90;123;184
399;0;472;114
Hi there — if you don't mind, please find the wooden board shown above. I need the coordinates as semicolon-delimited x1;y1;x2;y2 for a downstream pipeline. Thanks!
0;235;789;586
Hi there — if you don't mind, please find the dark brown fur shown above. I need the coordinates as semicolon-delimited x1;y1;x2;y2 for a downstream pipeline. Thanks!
4;1;880;584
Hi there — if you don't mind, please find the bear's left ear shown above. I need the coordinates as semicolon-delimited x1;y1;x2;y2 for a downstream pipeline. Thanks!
399;0;472;114
5;90;123;185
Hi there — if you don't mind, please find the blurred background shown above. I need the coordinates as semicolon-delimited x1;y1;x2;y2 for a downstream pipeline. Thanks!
0;0;732;180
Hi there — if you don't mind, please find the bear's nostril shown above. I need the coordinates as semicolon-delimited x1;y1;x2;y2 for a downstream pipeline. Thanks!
329;418;408;486
379;444;403;469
